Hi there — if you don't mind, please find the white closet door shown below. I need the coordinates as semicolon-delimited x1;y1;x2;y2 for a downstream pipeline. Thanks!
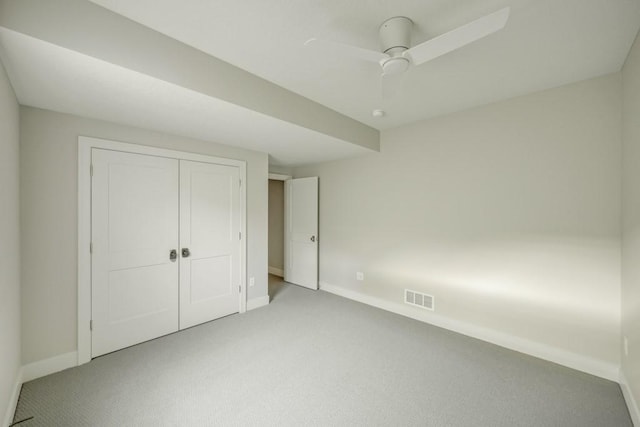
91;149;179;357
285;177;319;290
179;160;241;329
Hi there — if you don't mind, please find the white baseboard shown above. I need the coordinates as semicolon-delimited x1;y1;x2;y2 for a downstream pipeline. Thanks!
620;369;640;426
247;295;270;311
3;352;78;425
22;351;78;383
319;282;619;382
3;368;23;427
268;266;284;277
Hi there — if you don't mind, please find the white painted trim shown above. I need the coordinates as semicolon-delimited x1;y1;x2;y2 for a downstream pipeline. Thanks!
284;180;291;283
246;295;270;311
78;136;247;364
319;282;619;382
79;136;249;166
77;141;92;365
239;160;247;315
268;173;291;181
268;266;284;277
22;352;78;383
3;368;22;427
620;369;640;426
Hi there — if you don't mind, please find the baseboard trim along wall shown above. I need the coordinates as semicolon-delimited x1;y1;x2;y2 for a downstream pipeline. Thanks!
3;369;23;427
620;370;640;426
17;298;273;385
247;295;270;311
319;282;619;382
268;266;284;277
22;351;78;383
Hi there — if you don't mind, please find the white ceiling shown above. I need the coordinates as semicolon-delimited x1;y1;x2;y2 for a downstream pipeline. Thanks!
90;0;640;129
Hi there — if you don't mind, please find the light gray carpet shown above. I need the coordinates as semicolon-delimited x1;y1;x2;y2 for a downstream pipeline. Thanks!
13;276;632;426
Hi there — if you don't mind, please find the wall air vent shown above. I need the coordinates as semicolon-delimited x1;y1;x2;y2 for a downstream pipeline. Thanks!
404;289;434;311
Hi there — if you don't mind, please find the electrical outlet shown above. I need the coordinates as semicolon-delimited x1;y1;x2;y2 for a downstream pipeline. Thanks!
249;277;255;287
356;272;364;281
624;336;629;357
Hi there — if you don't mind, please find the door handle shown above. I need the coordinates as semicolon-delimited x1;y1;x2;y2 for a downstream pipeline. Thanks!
169;249;177;261
182;248;191;258
310;236;316;242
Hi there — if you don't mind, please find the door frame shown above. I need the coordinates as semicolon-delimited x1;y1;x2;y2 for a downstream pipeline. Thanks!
77;136;247;365
268;173;291;278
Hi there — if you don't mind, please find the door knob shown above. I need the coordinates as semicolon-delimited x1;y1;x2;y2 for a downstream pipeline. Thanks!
169;249;177;261
310;236;316;242
182;248;191;258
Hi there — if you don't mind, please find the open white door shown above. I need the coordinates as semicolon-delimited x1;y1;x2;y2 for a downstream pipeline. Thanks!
285;177;318;290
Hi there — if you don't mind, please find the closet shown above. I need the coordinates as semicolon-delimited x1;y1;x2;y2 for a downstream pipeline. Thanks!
89;147;242;357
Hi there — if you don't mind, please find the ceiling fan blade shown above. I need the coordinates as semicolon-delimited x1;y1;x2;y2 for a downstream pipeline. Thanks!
404;7;510;66
305;38;388;64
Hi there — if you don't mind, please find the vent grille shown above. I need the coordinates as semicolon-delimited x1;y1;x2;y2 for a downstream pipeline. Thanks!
405;289;434;311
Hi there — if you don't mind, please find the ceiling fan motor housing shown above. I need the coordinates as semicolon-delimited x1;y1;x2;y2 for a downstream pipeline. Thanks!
379;16;413;54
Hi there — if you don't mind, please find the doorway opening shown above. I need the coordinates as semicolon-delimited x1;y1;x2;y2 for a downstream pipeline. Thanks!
268;173;319;296
268;173;289;300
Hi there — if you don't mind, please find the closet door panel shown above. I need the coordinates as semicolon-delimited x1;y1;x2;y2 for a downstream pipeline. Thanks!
179;160;241;329
91;149;179;357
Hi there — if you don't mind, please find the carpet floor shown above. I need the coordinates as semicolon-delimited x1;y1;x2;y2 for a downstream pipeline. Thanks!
13;276;632;426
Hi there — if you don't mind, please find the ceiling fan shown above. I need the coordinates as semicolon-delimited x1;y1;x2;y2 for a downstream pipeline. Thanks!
305;7;510;95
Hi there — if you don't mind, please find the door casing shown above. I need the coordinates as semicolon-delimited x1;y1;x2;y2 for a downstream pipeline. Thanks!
78;136;247;365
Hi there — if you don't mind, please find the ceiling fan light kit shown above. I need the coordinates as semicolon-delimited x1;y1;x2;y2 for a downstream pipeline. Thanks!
381;56;410;75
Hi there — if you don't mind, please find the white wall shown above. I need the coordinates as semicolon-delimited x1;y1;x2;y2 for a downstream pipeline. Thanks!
0;60;21;423
268;180;285;272
621;28;640;422
269;166;293;176
295;73;622;374
20;107;269;365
